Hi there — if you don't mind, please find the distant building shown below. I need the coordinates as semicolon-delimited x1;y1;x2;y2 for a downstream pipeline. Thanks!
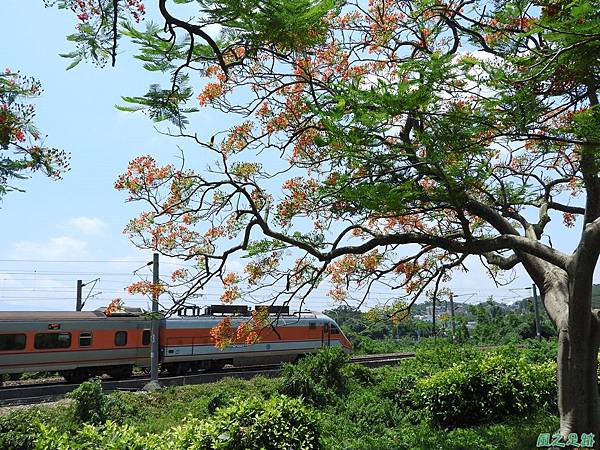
414;314;433;323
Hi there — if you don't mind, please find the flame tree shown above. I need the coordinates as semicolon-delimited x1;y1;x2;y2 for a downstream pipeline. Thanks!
0;70;69;197
53;0;600;439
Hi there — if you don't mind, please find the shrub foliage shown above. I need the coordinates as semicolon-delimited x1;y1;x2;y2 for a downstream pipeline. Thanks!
280;347;350;404
33;394;320;450
414;352;556;428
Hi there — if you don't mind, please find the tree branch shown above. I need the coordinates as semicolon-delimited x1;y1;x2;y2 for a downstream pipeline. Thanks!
158;0;229;77
483;252;521;270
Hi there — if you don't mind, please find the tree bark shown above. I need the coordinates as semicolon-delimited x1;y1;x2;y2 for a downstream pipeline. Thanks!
553;285;600;446
558;329;600;434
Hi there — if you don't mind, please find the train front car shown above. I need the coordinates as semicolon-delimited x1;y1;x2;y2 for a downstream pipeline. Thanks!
0;310;150;383
160;306;352;375
317;312;353;353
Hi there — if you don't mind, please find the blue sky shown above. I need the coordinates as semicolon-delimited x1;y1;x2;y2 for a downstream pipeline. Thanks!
0;1;592;312
0;1;209;311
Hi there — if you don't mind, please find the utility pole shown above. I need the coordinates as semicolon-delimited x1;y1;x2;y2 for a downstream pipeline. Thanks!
532;283;542;341
449;291;456;343
145;252;162;390
432;295;436;340
76;280;83;311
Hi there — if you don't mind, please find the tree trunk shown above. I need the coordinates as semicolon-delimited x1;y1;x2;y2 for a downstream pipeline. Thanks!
558;329;600;436
556;303;600;445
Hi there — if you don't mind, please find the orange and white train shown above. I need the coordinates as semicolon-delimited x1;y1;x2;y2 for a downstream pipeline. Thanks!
0;305;352;383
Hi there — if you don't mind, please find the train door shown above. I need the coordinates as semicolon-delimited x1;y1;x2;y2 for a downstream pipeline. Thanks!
137;327;151;367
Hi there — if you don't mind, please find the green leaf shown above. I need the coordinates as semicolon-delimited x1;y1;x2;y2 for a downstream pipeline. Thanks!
65;58;82;71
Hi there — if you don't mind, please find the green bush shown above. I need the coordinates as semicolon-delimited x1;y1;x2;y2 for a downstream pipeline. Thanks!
487;340;557;364
35;395;320;450
67;379;132;425
35;420;148;450
99;376;280;435
0;403;79;450
391;413;560;450
343;363;376;388
102;391;136;424
35;418;212;450
206;389;231;414
414;353;557;428
281;347;349;404
374;367;417;410
207;395;321;449
343;389;400;431
320;413;409;450
0;408;53;450
344;333;415;355
67;379;105;424
519;339;557;362
410;341;479;375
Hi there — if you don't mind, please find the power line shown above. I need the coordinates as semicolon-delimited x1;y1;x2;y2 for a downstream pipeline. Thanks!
0;258;198;267
0;297;110;301
0;271;137;276
0;259;149;263
0;282;532;299
0;294;156;301
0;277;145;284
0;290;141;296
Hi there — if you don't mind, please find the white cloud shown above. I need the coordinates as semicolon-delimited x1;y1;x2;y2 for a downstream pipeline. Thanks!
203;23;223;39
12;236;89;259
225;259;244;273
68;217;107;235
0;272;75;311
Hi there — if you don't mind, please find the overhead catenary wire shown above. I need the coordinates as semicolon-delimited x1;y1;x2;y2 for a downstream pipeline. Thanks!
0;258;198;267
0;270;143;276
0;274;518;298
0;263;536;311
0;275;536;298
0;259;150;263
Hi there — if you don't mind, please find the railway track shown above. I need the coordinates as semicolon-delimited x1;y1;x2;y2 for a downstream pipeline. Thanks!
350;352;415;367
0;352;414;407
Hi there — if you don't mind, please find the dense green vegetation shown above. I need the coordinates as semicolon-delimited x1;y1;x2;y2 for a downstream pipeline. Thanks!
327;297;559;355
0;342;560;450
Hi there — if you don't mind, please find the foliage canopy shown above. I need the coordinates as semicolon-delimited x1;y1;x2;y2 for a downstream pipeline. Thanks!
0;70;69;198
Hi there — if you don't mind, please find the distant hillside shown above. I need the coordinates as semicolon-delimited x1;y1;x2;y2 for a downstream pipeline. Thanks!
517;284;600;310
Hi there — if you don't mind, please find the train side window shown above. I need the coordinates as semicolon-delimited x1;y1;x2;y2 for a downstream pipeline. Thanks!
308;322;316;329
142;330;151;346
0;334;26;351
79;332;92;347
331;326;340;335
115;331;128;346
34;333;71;349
